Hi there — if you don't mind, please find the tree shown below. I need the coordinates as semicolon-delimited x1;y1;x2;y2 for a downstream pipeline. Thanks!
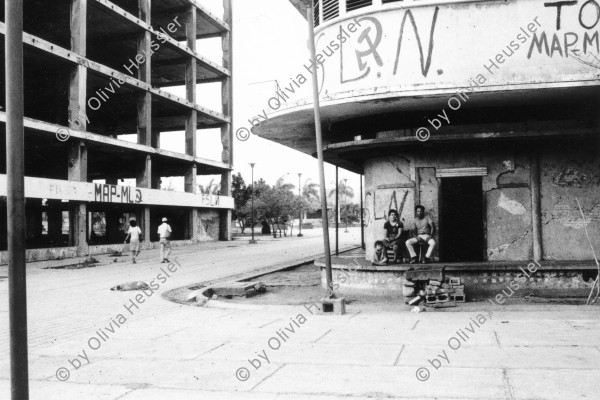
198;178;220;195
341;203;361;224
302;179;321;215
254;182;297;238
161;178;176;191
231;173;252;233
274;176;295;191
328;180;355;223
253;178;269;198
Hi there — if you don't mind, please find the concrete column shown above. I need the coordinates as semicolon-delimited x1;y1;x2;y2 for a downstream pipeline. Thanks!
531;149;543;262
141;207;151;244
69;0;87;130
136;155;151;189
136;155;152;245
220;0;233;241
68;204;87;249
185;165;199;241
68;0;88;254
184;6;199;242
68;141;88;252
185;5;197;158
151;129;160;149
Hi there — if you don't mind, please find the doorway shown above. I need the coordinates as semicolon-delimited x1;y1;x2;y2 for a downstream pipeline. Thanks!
440;177;484;262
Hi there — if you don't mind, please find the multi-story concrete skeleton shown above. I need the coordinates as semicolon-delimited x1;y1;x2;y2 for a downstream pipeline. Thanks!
0;0;234;262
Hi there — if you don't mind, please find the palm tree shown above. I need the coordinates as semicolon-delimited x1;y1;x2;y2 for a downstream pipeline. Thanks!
161;179;176;191
302;179;320;219
328;179;355;223
302;179;320;201
274;176;295;191
198;178;220;195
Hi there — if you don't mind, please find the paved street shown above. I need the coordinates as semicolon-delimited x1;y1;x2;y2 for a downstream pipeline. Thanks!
1;227;599;399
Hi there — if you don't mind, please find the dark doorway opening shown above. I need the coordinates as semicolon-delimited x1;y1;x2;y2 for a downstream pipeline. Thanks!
440;176;484;262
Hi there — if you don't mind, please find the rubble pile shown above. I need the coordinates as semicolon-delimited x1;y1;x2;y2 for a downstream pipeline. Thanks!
403;266;465;308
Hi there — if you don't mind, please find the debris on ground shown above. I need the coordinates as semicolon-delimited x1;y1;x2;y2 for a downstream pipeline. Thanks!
207;281;267;298
111;281;150;291
404;266;465;308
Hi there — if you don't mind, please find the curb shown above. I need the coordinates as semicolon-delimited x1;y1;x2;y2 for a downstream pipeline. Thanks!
162;245;361;309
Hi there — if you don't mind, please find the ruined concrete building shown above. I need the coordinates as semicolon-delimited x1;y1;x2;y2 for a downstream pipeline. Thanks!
255;0;600;296
0;0;234;262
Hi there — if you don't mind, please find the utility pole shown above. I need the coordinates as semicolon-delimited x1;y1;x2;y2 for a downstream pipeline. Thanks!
297;173;303;237
307;5;333;297
6;0;30;398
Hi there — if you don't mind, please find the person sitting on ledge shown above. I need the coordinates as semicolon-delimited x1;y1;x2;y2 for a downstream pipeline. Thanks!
371;240;388;266
406;205;436;264
383;209;404;263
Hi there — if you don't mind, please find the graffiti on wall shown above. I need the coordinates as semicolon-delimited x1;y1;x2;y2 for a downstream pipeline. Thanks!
375;189;412;222
336;8;440;85
528;1;600;59
94;184;143;204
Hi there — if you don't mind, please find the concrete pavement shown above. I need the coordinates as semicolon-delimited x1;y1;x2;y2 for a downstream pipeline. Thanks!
1;227;599;399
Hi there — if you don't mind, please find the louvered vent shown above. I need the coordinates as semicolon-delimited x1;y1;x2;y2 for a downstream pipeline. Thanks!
382;0;403;3
323;0;339;21
346;0;372;12
313;0;320;27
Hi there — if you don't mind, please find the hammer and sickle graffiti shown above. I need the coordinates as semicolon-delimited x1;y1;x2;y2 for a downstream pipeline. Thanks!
341;16;384;83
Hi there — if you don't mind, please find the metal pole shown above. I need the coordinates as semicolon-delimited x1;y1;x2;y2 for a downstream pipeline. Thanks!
343;178;348;233
307;5;333;297
298;173;303;237
6;0;30;398
335;167;339;255
249;163;256;244
360;174;365;250
531;150;542;262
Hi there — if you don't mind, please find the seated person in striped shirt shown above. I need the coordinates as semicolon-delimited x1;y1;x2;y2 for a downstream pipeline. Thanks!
406;205;436;264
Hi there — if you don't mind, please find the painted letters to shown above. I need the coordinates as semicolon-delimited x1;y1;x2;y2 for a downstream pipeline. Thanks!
529;1;600;59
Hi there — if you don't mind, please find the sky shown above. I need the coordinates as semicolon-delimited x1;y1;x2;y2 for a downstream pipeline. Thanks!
155;0;361;200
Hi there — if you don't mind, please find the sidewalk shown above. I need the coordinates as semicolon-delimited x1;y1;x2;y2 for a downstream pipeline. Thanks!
0;227;598;399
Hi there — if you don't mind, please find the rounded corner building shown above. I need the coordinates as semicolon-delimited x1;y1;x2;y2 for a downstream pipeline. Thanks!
254;0;600;297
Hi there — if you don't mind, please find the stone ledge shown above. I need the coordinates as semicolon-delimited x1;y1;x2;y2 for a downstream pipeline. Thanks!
315;257;599;271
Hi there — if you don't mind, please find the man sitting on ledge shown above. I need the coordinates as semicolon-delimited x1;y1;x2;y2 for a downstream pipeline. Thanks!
406;205;436;264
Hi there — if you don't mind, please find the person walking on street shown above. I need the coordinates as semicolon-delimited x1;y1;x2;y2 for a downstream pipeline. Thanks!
158;217;172;263
124;220;142;263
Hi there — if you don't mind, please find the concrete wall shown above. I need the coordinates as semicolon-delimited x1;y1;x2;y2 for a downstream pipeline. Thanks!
320;265;594;299
363;142;599;261
540;142;600;260
0;209;225;265
197;210;221;241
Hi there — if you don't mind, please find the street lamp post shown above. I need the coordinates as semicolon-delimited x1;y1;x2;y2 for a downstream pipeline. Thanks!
249;163;256;244
297;173;303;237
343;178;349;233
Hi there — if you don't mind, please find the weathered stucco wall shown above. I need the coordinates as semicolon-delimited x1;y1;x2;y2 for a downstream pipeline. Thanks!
482;152;532;261
363;142;599;261
197;210;221;241
540;143;600;260
364;156;416;260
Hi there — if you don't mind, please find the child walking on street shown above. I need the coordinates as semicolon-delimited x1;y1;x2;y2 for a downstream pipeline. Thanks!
125;220;142;264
